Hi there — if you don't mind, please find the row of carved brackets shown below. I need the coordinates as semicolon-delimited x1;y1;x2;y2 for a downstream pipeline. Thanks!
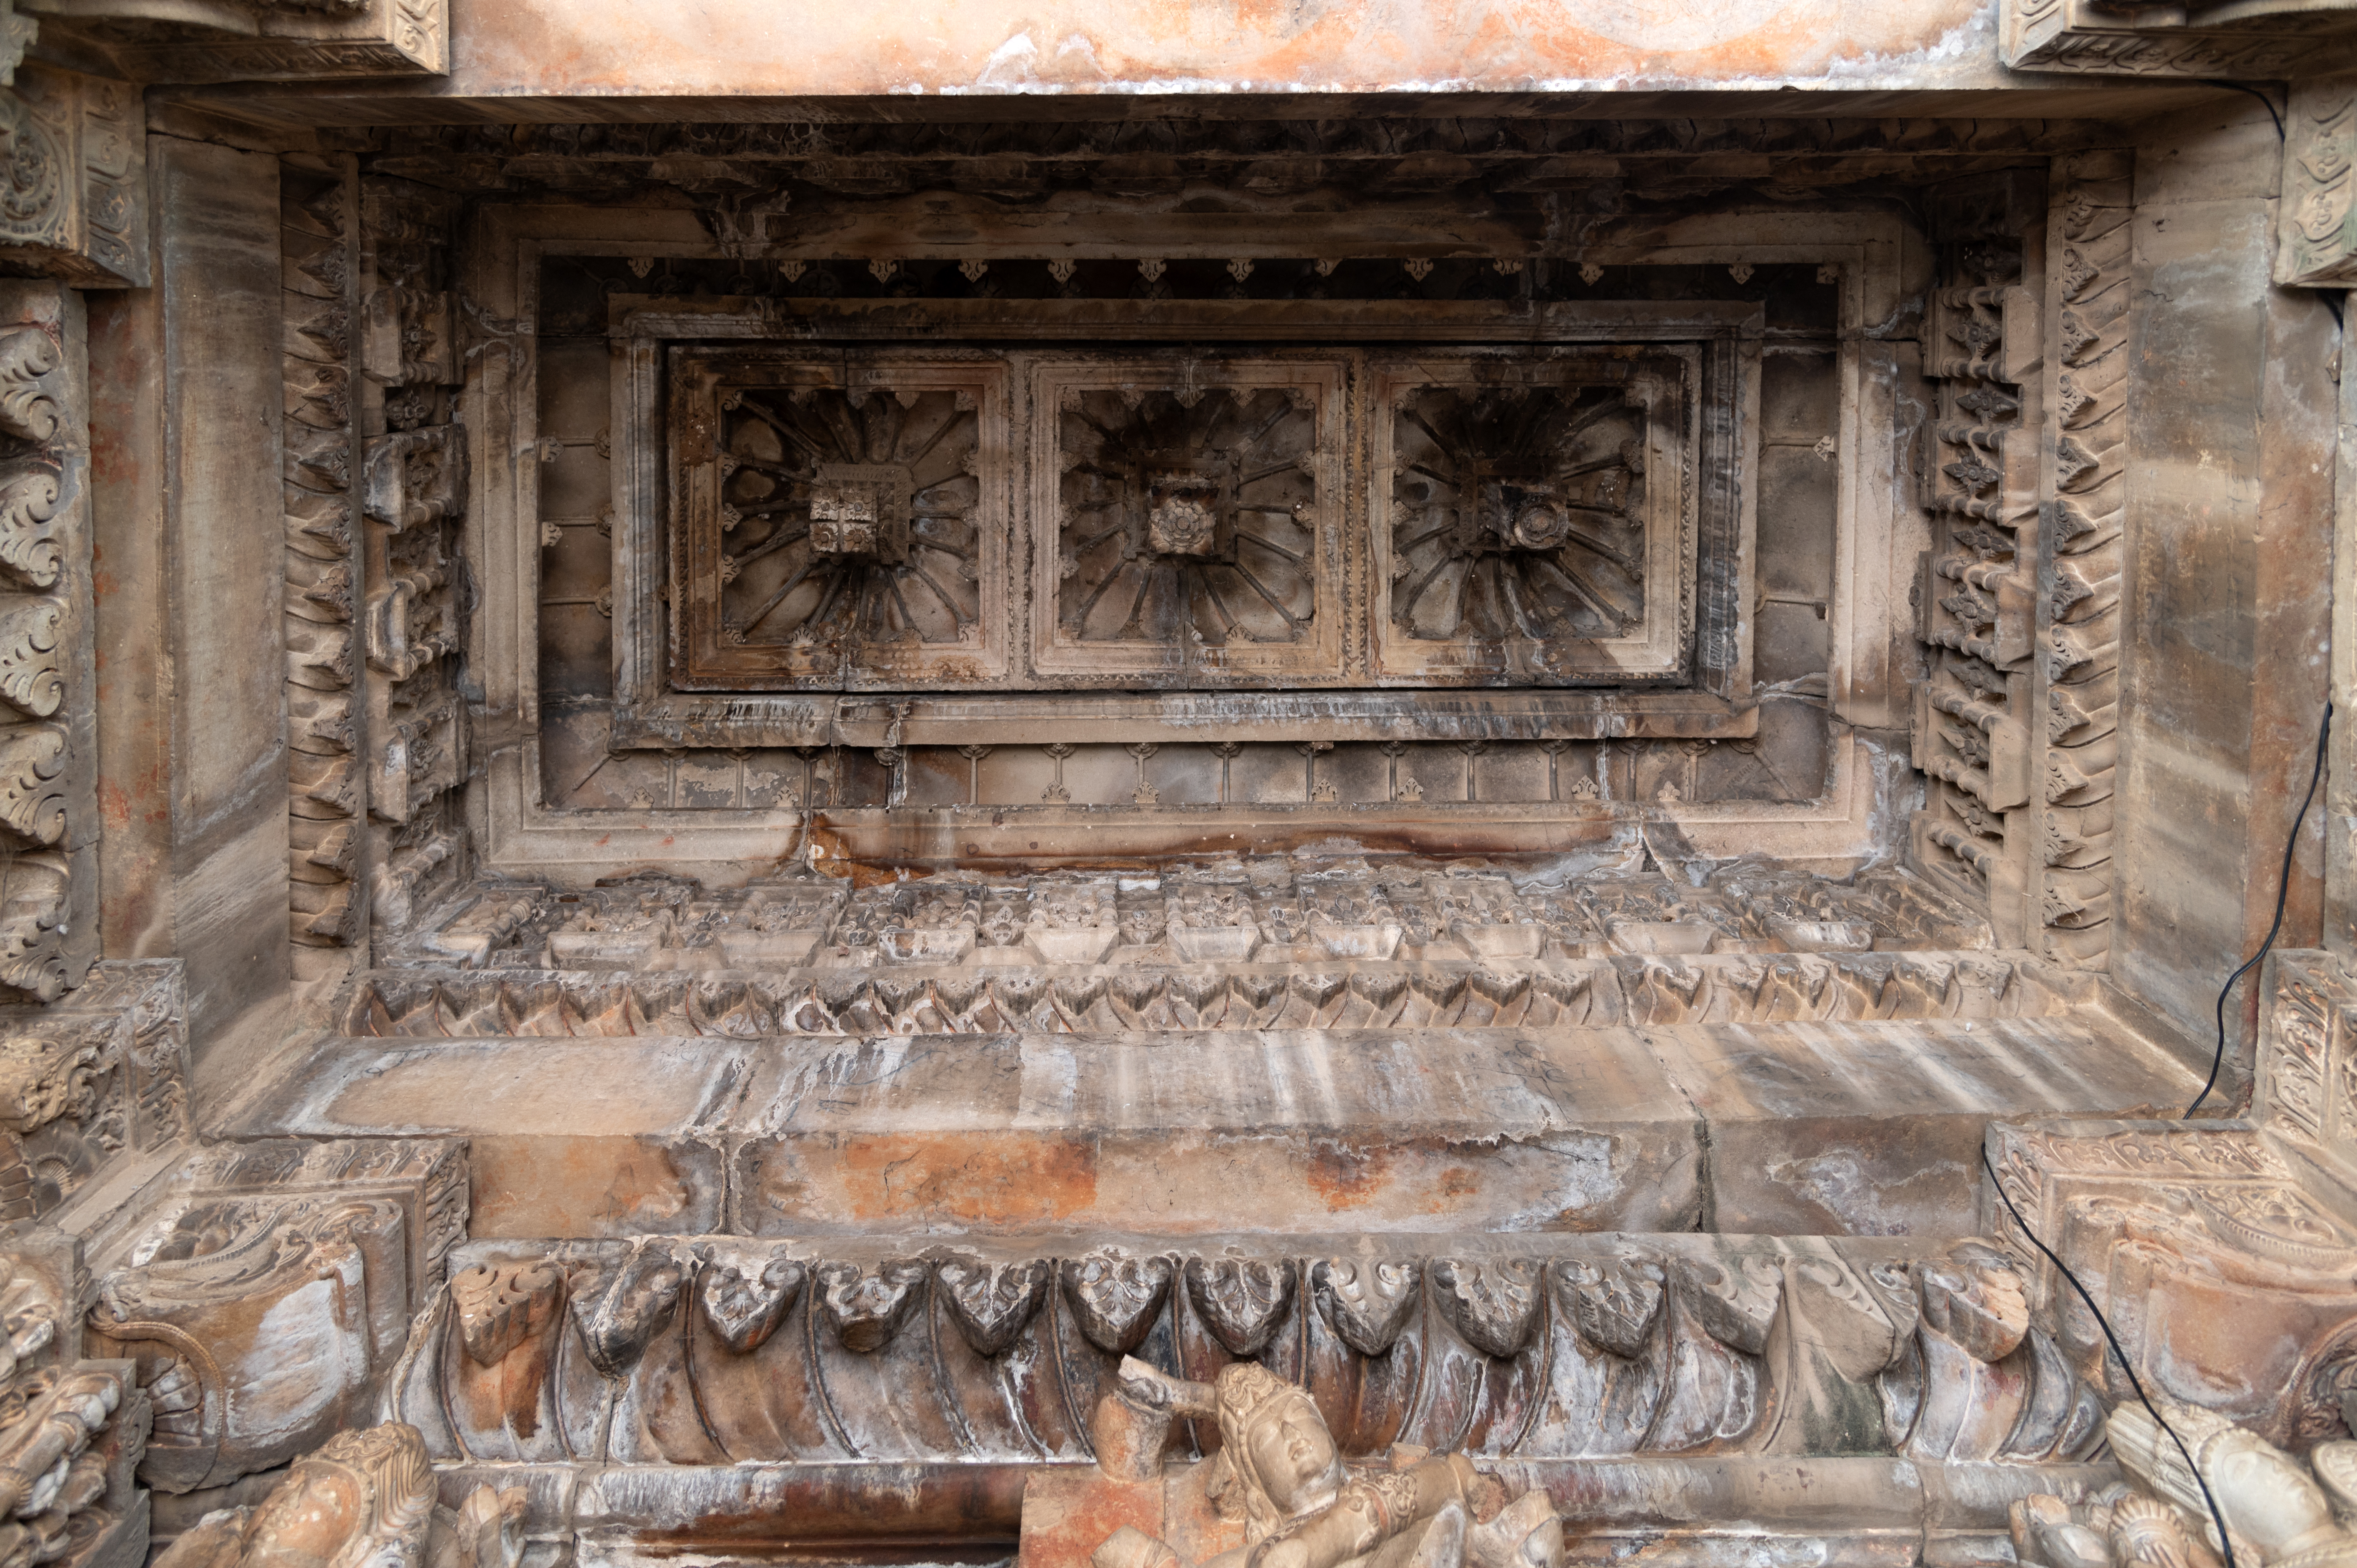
2001;0;2357;75
383;1231;2099;1469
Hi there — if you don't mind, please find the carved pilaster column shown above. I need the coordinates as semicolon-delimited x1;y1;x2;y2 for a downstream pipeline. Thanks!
0;283;92;1001
283;155;365;974
356;179;467;942
1910;173;2044;947
2037;152;2128;967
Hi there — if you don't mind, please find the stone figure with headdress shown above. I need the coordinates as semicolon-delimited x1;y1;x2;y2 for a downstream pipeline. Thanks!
1090;1357;1564;1568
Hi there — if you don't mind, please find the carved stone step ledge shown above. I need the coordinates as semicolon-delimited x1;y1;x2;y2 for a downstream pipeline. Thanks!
343;949;2095;1038
389;864;1992;974
220;1014;2197;1238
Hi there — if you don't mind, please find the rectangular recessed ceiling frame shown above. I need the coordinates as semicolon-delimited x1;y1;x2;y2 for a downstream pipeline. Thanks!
611;296;1760;749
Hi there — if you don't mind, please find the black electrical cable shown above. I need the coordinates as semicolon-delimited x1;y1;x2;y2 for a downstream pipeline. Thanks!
2189;701;2332;1118
1981;1145;2238;1568
2200;79;2285;142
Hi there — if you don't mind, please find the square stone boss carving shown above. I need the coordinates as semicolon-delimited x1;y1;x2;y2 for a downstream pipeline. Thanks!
1030;356;1348;685
669;353;1009;691
1372;351;1698;685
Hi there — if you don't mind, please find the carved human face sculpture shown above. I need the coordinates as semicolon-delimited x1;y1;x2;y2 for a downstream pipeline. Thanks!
1243;1389;1342;1518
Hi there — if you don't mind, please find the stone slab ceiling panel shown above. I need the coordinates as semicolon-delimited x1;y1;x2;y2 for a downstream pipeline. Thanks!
1034;355;1343;686
1372;351;1696;686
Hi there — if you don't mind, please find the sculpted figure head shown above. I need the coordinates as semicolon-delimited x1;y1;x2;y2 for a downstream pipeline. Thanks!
245;1424;435;1568
1210;1361;1345;1540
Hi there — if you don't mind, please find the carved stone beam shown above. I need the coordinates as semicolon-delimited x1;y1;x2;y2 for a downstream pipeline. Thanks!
2001;0;2357;75
19;0;444;82
0;64;143;289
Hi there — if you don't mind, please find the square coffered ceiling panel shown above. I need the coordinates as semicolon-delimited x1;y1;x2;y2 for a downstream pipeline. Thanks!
670;352;1011;691
1030;355;1347;686
1372;350;1699;686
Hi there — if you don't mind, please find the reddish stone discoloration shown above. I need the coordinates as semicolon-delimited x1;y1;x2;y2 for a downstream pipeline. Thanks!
1305;1141;1393;1208
1018;1469;1164;1568
833;1134;1103;1226
441;0;1995;101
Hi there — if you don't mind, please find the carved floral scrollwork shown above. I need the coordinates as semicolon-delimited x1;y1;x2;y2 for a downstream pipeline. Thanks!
0;722;63;845
1388;383;1645;644
815;1258;929;1353
0;329;55;445
569;1242;688;1379
0;99;62;256
0;596;60;718
719;386;983;655
1430;1257;1542;1358
695;1244;805;1354
0;470;60;591
1062;1248;1174;1354
1311;1257;1421;1355
1056;382;1319;649
1183;1256;1295;1357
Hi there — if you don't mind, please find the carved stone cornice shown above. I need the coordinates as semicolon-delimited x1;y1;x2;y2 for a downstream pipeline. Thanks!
84;1136;465;1493
2001;0;2357;75
20;0;442;84
383;1232;2096;1469
0;62;142;291
1982;948;2357;1450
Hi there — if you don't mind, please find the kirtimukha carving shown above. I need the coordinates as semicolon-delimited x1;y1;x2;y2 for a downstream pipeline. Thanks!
1089;1358;1565;1568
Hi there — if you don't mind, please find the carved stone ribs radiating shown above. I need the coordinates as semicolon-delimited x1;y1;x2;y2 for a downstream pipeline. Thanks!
673;355;1005;689
1037;358;1340;683
1375;354;1693;684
